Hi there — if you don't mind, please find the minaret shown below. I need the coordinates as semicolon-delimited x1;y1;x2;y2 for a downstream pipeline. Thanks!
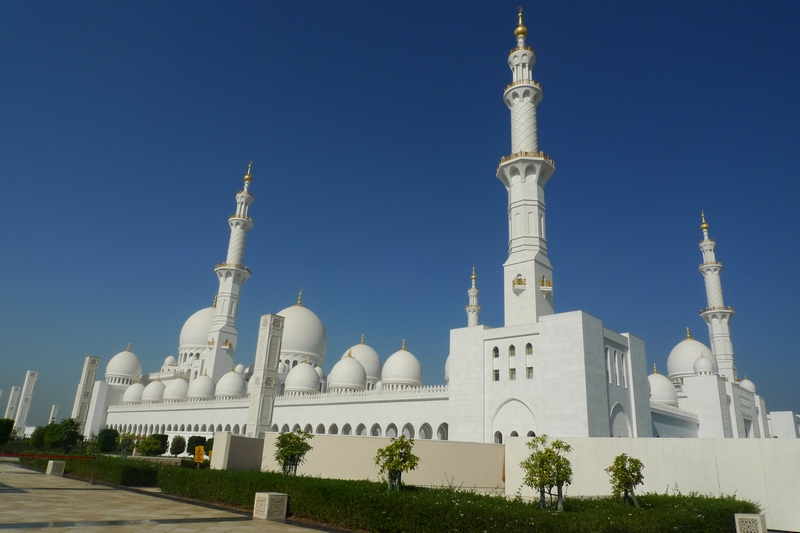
466;266;481;327
496;8;555;327
698;212;737;381
205;163;255;380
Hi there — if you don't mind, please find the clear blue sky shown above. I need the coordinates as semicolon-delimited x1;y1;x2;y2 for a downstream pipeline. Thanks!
1;1;798;427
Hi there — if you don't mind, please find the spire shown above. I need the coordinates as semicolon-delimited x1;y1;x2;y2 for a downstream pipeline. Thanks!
653;363;658;374
361;333;365;344
686;327;691;340
514;6;527;40
243;161;253;191
126;343;131;352
701;211;709;231
401;339;406;351
471;265;477;287
297;289;303;306
347;349;353;358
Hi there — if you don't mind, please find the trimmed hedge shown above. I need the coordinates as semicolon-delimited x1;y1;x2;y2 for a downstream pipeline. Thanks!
158;468;759;533
19;455;160;487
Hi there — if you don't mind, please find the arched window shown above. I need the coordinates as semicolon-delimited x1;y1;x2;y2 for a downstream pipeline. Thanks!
509;345;516;357
315;424;325;434
328;424;339;435
233;424;240;434
527;430;535;437
510;431;519;437
201;424;207;432
281;424;289;433
292;424;301;432
494;431;503;444
419;423;432;440
492;346;499;358
270;424;278;432
342;424;352;435
304;424;313;433
437;423;449;441
525;343;533;355
401;424;414;439
356;423;367;436
386;424;398;438
370;424;382;437
224;424;231;432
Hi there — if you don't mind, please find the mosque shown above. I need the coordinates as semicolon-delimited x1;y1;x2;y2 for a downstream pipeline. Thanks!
77;10;797;447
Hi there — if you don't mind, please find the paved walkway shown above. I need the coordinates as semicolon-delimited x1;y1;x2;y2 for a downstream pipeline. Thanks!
0;461;335;532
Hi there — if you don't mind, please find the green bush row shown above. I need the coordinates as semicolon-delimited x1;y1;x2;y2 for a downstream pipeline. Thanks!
158;468;758;533
18;455;160;487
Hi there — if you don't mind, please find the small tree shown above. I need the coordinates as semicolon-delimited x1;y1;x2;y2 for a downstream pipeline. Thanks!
43;418;82;453
520;435;573;511
0;418;15;446
30;426;46;449
136;435;167;456
274;430;313;476
97;428;119;453
374;435;419;491
118;433;136;459
170;435;187;456
187;435;206;456
205;438;214;453
605;453;644;507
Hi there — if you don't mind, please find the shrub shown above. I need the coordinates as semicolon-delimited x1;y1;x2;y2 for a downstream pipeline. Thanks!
170;436;186;456
0;418;14;446
375;435;419;490
19;455;160;487
205;437;214;452
274;431;313;476
136;435;167;456
30;426;46;449
97;428;119;453
606;453;645;507
118;433;136;459
187;435;206;456
43;419;82;453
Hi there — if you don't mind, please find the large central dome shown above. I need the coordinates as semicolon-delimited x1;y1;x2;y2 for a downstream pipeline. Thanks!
277;304;327;361
180;307;215;347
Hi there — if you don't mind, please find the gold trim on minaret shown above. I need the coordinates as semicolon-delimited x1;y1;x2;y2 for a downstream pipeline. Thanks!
701;211;709;231
243;161;253;183
514;6;527;38
471;266;477;282
297;289;303;306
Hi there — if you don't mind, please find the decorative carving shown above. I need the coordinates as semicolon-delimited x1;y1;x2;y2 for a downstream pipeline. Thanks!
735;513;767;533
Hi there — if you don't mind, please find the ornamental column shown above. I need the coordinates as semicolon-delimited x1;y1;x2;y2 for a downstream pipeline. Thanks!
698;212;737;381
497;8;555;327
205;163;255;380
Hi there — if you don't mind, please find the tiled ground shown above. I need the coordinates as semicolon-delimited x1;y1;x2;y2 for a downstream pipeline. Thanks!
0;461;330;532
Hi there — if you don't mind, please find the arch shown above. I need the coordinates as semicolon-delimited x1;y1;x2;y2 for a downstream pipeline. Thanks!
402;423;414;439
316;424;325;434
509;345;516;357
233;424;240;434
167;424;172;432
193;424;199;432
304;424;313;433
179;424;185;431
224;424;231;432
510;431;519;437
216;424;223;432
610;403;632;437
356;423;367;436
292;360;298;368
342;424;352;435
292;424;301;433
494;431;503;444
328;424;339;435
160;424;165;434
526;430;535;437
270;424;278;432
281;424;290;433
492;346;499;358
525;343;533;355
419;423;432;440
242;424;246;434
370;424;382;437
201;424;207;432
437;423;448;441
386;424;398;438
491;398;537;441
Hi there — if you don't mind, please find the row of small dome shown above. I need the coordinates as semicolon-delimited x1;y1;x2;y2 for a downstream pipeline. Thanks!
122;368;249;403
282;341;423;394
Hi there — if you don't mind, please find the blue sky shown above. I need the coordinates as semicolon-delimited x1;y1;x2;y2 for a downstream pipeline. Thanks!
1;1;798;427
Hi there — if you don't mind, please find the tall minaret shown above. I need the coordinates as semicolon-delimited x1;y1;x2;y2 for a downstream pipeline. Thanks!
466;266;481;327
496;8;555;327
205;163;255;380
698;212;737;381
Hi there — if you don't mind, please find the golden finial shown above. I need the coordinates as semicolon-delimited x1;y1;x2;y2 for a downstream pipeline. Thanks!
347;348;353;358
157;374;161;382
297;289;303;306
302;355;308;364
126;342;131;352
653;363;658;374
471;266;477;282
361;333;365;344
401;339;406;351
212;294;218;308
686;327;691;340
203;369;207;376
243;161;253;183
700;211;709;231
514;6;527;38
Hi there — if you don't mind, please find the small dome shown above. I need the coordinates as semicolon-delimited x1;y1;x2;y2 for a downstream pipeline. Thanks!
444;354;451;384
162;377;189;400
164;355;177;366
375;380;383;390
234;363;245;374
648;371;678;407
122;382;145;403
278;361;288;374
667;334;716;380
693;354;715;375
328;354;367;391
284;361;321;395
341;342;381;382
141;380;166;402
277;304;328;361
180;307;215;347
216;371;247;398
188;374;215;400
106;347;142;382
740;377;756;394
382;344;422;388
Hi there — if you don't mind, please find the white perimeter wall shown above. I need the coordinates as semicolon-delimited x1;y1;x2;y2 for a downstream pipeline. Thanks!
505;437;800;532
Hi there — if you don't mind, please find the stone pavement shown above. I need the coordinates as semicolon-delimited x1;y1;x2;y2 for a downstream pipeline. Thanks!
0;461;339;533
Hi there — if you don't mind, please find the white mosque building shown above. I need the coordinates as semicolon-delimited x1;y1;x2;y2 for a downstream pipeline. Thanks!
78;10;797;447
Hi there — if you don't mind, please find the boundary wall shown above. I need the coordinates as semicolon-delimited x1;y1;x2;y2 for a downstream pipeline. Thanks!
505;437;800;532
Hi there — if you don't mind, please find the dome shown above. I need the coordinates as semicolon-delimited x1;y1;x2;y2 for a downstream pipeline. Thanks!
444;354;451;384
648;371;678;407
341;342;381;382
277;304;327;360
693;354;715;375
141;380;166;402
666;333;716;380
122;382;145;403
163;355;177;366
180;307;215;347
234;363;245;374
188;374;215;400
328;353;367;391
106;346;142;382
162;377;189;400
216;371;247;398
740;377;756;394
381;343;422;388
284;361;321;395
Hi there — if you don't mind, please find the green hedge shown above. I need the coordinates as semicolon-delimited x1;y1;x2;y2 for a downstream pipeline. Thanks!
158;468;759;533
19;455;160;487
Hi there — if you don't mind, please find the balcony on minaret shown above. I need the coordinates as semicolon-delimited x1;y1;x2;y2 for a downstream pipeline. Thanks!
221;339;231;350
208;339;215;346
538;276;553;295
511;275;527;295
229;214;253;223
